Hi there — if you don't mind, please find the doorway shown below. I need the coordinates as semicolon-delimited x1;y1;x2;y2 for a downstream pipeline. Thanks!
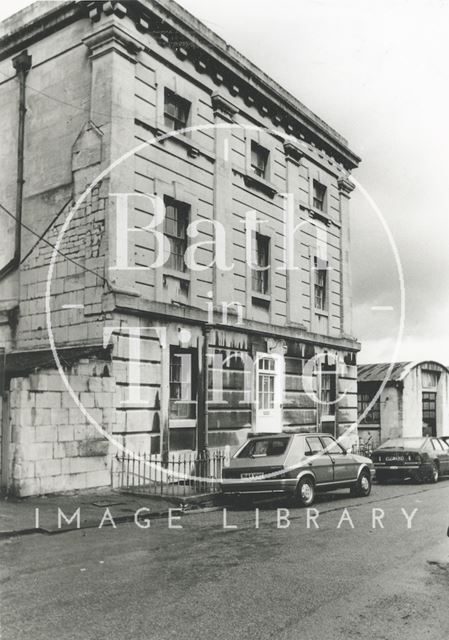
254;353;283;433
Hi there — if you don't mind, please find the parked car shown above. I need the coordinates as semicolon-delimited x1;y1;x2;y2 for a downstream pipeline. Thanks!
221;433;373;507
372;437;449;483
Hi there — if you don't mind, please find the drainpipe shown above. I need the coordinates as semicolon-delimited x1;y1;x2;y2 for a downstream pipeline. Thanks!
0;50;32;280
197;324;211;452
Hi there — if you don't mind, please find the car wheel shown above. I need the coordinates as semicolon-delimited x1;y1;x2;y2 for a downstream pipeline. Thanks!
429;462;439;484
351;469;372;497
295;476;315;507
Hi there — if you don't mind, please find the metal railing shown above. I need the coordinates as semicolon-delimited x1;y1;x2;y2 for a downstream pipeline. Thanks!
112;448;229;497
351;443;375;459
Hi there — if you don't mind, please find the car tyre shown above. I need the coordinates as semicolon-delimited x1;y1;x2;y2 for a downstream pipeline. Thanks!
429;462;439;484
295;476;315;507
351;469;372;497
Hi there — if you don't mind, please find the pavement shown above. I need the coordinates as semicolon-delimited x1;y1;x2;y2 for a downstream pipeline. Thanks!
0;488;217;537
1;480;449;639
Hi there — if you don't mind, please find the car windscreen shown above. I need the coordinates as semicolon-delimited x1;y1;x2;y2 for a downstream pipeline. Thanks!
379;438;426;450
236;437;290;458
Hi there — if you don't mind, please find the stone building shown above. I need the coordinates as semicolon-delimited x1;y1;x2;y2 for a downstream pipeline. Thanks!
357;361;449;448
0;0;361;496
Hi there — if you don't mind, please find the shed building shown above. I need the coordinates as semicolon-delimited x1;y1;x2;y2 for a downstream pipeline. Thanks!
357;361;449;447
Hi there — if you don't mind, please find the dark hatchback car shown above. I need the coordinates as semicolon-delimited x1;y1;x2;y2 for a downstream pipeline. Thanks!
221;433;373;507
372;437;449;483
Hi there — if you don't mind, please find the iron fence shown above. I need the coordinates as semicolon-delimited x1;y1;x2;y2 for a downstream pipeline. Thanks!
351;443;375;459
112;448;229;497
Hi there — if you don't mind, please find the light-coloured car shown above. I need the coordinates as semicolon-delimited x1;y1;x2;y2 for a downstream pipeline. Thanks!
221;432;373;507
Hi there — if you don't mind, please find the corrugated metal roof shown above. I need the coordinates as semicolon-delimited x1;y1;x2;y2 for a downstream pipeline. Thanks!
358;360;449;383
358;362;413;383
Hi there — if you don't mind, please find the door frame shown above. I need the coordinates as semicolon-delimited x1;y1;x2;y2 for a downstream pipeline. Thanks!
254;351;284;434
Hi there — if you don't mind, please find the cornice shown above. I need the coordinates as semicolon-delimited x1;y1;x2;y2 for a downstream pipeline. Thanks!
338;177;356;196
0;0;361;171
100;0;361;170
82;19;145;62
0;1;80;61
211;91;238;122
114;292;361;353
283;140;304;166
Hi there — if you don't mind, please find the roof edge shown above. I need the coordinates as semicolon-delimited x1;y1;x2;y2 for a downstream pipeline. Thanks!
0;0;361;170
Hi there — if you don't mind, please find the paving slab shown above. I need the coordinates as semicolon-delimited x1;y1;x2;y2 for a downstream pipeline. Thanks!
0;488;217;537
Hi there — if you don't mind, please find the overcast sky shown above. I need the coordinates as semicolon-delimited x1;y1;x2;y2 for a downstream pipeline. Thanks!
2;0;448;364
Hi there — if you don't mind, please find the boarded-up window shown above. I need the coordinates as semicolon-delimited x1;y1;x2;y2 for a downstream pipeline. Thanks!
422;370;439;389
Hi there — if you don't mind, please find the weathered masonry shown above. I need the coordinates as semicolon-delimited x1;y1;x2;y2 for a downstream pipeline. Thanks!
357;361;449;448
0;0;361;496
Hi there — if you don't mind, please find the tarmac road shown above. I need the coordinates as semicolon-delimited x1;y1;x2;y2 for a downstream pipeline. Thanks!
1;480;449;640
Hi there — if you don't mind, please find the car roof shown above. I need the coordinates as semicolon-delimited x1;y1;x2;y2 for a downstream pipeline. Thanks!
377;437;429;449
248;432;331;439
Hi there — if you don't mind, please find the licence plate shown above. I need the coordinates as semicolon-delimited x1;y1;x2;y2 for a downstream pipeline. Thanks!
241;472;264;479
389;466;399;470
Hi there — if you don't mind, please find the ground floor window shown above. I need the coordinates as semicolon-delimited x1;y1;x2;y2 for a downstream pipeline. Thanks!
358;391;381;424
320;364;336;416
169;347;197;420
422;391;436;437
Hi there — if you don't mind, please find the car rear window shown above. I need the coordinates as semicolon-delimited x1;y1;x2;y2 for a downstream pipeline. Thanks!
236;437;290;458
379;438;426;449
305;437;325;455
321;436;346;454
431;439;444;451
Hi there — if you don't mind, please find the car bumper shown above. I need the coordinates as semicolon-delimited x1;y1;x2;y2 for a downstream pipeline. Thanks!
221;478;298;495
374;463;432;477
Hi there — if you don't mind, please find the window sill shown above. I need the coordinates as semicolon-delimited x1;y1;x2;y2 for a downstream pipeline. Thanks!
233;167;277;198
252;292;271;307
158;125;201;158
306;205;339;227
134;118;201;158
314;309;329;317
163;268;191;282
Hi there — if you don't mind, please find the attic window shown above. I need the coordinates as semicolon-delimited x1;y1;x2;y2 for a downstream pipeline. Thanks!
313;180;327;211
164;88;191;131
